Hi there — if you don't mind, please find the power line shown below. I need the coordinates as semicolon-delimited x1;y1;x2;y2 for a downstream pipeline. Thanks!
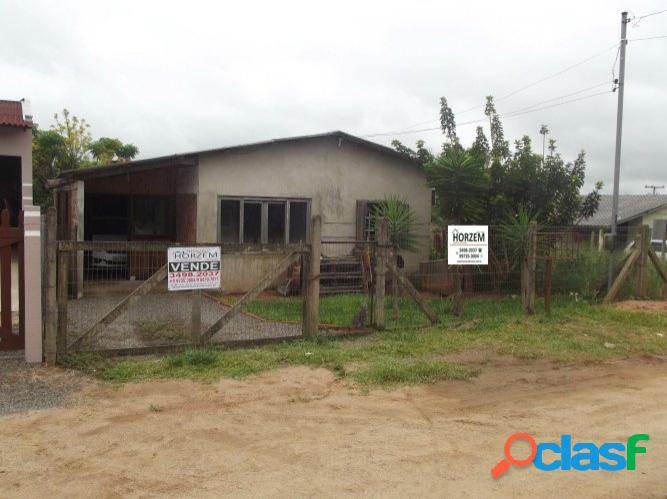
362;90;612;138
493;44;617;103
385;43;618;132
628;34;667;41
500;82;611;115
502;90;612;118
631;8;667;26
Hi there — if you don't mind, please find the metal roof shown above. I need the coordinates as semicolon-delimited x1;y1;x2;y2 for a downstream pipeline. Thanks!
54;131;419;184
579;194;667;227
0;100;32;128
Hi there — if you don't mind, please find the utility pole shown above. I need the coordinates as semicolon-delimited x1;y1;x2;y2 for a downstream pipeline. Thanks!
645;184;665;195
608;11;629;289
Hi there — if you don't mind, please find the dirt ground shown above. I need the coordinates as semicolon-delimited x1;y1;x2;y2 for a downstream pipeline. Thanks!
1;355;666;498
615;300;667;313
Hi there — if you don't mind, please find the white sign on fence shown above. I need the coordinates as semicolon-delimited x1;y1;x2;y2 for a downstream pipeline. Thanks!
167;246;221;291
448;225;488;265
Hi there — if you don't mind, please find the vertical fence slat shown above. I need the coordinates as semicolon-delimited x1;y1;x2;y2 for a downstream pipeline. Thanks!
637;225;650;297
56;249;69;357
303;215;321;337
373;218;387;329
44;208;58;364
191;289;202;344
0;243;11;332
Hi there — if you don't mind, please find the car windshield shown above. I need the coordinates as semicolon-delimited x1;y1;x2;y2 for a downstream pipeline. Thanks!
651;242;664;252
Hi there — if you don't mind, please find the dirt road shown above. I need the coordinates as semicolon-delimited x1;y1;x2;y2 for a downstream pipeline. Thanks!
1;354;666;498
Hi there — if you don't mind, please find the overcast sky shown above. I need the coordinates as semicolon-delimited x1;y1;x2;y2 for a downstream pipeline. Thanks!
1;0;665;194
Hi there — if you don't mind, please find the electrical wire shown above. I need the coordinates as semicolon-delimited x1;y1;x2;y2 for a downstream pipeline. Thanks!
382;43;618;133
631;8;667;26
500;82;611;115
362;90;612;138
628;34;667;41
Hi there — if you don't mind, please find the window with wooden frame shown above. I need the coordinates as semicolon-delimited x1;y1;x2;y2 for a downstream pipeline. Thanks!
356;200;381;241
218;197;310;245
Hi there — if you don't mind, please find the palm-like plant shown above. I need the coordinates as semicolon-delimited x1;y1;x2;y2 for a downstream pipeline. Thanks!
372;195;420;253
425;148;487;224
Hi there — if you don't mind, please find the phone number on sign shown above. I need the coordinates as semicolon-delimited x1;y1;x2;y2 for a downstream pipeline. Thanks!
169;271;219;278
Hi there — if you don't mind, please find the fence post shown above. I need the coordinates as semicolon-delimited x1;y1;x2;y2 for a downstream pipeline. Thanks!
598;228;605;252
373;218;387;329
303;215;321;337
44;208;58;365
191;289;202;345
544;257;553;316
637;225;650;297
522;222;537;315
56;248;69;358
391;250;400;321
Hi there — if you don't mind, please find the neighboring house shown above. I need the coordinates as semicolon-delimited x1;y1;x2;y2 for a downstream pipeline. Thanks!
0;99;42;362
579;194;667;242
50;131;431;292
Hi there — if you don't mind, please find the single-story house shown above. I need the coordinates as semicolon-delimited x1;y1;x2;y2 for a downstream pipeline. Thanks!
51;131;431;293
579;194;667;242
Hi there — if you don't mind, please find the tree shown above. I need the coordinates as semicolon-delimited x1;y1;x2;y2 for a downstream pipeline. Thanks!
31;109;139;208
425;148;488;224
32;127;66;207
90;137;138;164
394;97;602;227
539;124;549;164
51;109;94;170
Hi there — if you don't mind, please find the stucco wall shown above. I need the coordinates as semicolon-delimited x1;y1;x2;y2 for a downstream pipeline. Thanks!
623;206;667;241
0;125;41;362
196;136;431;275
642;206;667;238
0;127;33;207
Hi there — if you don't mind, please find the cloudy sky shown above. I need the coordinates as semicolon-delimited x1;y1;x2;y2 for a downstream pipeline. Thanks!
1;0;665;194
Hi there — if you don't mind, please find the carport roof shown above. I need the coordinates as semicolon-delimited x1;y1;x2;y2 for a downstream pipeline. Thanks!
53;131;420;185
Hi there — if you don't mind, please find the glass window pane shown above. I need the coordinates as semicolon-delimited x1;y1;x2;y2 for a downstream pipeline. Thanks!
267;202;286;244
220;200;240;243
243;202;262;244
289;201;307;244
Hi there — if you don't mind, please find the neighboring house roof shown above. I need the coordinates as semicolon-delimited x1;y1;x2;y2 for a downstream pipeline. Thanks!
0;100;32;128
579;194;667;227
52;131;420;184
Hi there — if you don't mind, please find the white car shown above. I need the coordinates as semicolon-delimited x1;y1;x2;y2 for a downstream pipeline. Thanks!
90;234;128;269
624;239;666;258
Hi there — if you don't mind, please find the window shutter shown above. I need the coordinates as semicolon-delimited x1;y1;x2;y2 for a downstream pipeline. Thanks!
356;200;367;241
652;219;667;240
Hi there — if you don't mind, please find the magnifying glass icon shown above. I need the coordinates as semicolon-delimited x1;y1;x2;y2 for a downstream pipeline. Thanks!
491;433;537;479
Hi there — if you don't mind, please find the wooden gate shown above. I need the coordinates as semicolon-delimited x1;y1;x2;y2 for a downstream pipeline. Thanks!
0;209;24;351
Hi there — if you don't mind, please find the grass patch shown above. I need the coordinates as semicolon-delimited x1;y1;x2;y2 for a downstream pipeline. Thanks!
351;360;479;387
135;318;188;342
73;296;667;388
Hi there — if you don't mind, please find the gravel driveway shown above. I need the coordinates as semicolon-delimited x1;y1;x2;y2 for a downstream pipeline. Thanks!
66;292;302;350
0;352;84;416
